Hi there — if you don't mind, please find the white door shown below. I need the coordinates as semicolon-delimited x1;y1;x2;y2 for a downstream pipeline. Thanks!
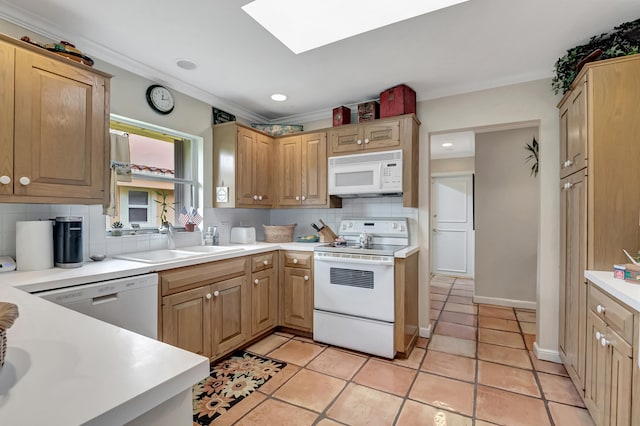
431;174;474;278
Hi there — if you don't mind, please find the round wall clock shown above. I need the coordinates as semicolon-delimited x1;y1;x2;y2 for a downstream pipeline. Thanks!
146;85;175;115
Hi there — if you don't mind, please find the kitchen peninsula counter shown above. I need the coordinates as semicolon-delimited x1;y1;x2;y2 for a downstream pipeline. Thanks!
0;283;209;425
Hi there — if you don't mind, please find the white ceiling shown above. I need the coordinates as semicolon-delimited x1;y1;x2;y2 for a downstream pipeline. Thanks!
431;131;475;159
1;0;639;123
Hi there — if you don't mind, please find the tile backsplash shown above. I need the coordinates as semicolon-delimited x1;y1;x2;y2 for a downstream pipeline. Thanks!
0;197;418;262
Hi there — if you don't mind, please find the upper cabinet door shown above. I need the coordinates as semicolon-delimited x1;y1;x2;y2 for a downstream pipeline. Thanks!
362;119;400;150
254;133;273;207
13;49;106;200
0;41;14;196
301;132;327;206
328;125;362;154
560;75;588;178
277;136;302;206
236;127;257;206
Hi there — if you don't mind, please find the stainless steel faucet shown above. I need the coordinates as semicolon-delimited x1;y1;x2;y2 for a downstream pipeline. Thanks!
167;222;176;249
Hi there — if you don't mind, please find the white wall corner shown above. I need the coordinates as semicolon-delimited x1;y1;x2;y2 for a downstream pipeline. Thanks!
419;323;433;338
533;342;562;363
472;295;536;310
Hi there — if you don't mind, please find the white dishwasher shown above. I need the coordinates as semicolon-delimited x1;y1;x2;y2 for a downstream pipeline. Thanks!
37;273;158;339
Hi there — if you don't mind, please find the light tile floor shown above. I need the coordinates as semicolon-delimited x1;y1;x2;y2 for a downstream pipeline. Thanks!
213;275;594;425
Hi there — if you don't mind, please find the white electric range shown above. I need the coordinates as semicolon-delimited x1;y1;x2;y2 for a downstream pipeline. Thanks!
313;218;409;358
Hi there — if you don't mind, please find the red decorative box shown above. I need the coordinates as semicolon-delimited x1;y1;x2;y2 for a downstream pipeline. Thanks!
332;106;351;127
357;101;379;122
379;84;416;118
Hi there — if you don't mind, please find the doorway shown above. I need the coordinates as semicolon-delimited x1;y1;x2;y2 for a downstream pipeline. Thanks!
431;173;475;278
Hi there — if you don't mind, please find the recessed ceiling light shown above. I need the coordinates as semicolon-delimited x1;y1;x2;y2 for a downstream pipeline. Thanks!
442;142;453;148
242;0;471;54
271;93;287;102
176;59;197;70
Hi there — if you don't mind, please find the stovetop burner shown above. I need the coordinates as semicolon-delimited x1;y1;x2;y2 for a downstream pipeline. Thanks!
314;218;410;257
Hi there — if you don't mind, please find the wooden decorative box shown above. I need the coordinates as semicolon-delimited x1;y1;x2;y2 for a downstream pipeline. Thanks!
357;101;379;122
379;84;416;118
332;106;351;127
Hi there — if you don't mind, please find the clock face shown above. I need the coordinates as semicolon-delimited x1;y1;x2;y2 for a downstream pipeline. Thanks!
146;85;175;114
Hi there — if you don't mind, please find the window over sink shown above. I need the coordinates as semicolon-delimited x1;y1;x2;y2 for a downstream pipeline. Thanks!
108;114;203;232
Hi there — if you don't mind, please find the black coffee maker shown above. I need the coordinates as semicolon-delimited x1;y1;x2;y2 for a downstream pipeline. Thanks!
53;216;83;268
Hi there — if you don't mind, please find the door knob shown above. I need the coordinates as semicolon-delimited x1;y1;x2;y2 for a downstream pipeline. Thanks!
301;195;306;201
600;337;610;347
595;331;602;340
304;275;309;281
0;175;10;185
293;259;298;264
596;304;606;314
364;138;369;144
206;293;212;300
254;279;259;285
357;140;362;145
263;259;269;265
296;196;300;201
213;291;220;297
19;177;30;186
253;195;258;200
258;195;263;201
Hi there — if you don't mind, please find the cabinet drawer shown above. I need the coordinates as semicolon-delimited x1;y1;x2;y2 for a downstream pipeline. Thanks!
252;252;275;272
589;284;634;344
160;256;248;295
282;251;313;268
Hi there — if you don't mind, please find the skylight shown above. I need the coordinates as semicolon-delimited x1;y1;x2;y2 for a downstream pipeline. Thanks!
242;0;471;54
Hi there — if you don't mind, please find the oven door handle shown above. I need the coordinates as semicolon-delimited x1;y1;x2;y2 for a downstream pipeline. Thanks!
314;254;395;266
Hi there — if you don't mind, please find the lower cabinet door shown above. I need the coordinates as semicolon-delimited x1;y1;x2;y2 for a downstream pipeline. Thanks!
585;311;608;425
606;330;633;426
162;286;212;358
251;268;277;336
211;275;248;357
281;267;313;331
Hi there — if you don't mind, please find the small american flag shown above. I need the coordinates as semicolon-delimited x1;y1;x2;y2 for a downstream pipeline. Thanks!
189;208;203;225
178;206;189;225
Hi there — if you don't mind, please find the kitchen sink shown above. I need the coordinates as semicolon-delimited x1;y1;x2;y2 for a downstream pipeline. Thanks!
114;246;244;263
180;245;245;255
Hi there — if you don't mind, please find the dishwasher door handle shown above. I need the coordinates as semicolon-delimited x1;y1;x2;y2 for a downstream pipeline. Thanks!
92;293;119;305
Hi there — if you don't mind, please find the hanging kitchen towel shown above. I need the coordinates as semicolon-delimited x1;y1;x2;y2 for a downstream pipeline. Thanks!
103;132;131;216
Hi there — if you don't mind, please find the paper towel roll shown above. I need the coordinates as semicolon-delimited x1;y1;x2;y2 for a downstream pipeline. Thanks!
16;221;54;271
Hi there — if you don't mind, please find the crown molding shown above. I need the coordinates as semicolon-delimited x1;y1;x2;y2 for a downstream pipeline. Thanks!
0;3;269;124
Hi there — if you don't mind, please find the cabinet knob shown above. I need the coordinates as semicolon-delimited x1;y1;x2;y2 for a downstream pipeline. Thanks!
566;182;573;190
293;258;298;264
263;259;268;265
258;195;263;201
213;291;220;297
254;279;259;285
304;275;309;281
596;304;606;314
301;195;306;201
206;293;212;300
296;196;300;201
566;160;573;167
595;331;602;340
253;195;258;200
19;176;30;186
357;139;362;145
600;337;610;348
364;138;369;144
0;175;10;185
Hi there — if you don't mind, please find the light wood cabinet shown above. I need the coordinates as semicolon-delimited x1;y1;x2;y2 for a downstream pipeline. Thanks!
559;169;587;389
0;35;110;204
280;251;313;332
212;123;274;208
394;251;419;357
235;126;274;207
328;118;400;154
251;252;278;337
277;132;337;208
558;55;640;398
162;285;212;357
211;275;249;357
584;282;635;426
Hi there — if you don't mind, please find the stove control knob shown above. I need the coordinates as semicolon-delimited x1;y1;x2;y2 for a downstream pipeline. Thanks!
341;224;347;230
399;225;405;231
348;222;353;228
392;223;398;229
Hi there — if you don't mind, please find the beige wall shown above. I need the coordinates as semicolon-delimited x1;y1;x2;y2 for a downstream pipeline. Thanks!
417;78;561;360
431;157;475;174
475;128;538;303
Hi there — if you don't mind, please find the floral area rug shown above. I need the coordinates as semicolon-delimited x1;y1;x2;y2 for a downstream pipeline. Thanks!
193;350;286;425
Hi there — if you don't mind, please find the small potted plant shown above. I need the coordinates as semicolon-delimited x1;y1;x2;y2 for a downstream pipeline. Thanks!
111;221;124;236
155;191;175;234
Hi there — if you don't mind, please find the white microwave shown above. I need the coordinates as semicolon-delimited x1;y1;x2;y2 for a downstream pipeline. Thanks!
328;150;403;197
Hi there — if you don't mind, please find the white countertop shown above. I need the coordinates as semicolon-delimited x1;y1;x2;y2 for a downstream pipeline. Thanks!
0;283;209;425
585;270;640;312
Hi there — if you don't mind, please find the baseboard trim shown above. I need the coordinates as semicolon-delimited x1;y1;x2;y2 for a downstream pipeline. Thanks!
472;295;536;310
533;342;562;363
419;323;432;338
